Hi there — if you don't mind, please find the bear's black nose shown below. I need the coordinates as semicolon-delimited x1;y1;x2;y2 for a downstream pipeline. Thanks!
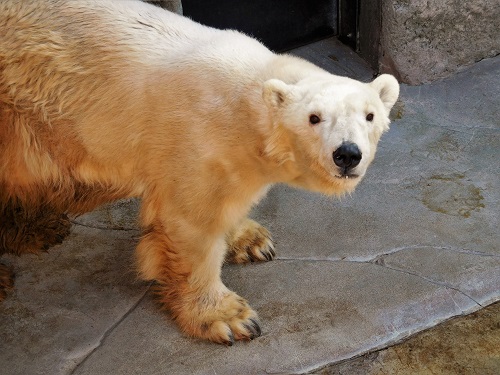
333;142;362;170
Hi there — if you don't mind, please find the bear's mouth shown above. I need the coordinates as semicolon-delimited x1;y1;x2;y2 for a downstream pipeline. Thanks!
333;166;360;180
334;173;359;180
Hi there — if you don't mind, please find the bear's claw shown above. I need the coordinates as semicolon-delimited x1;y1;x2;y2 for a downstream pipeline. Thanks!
245;318;262;339
223;332;235;346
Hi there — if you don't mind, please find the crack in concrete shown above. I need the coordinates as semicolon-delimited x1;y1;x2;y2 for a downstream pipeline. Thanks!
365;245;500;261
68;285;151;375
369;261;483;308
276;244;487;308
278;247;489;375
276;244;500;264
70;220;139;232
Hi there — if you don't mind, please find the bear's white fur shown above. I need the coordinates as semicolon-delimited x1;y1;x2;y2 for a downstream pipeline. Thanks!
0;0;399;344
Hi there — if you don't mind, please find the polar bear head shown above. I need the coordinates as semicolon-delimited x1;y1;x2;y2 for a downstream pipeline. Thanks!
263;73;399;195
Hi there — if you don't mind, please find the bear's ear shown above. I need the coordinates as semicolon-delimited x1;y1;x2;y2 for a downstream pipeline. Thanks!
263;79;294;109
370;74;400;114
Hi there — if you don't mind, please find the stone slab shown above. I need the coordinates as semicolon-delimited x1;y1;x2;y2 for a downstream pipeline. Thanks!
71;261;476;375
0;225;147;375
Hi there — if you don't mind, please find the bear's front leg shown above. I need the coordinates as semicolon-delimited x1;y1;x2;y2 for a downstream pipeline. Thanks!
136;222;261;345
226;218;275;264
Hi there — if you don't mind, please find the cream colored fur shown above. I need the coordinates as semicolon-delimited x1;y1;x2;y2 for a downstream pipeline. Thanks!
0;0;399;344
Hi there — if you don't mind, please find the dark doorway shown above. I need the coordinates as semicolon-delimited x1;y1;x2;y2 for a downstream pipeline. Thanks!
182;0;380;71
182;0;338;52
338;0;381;71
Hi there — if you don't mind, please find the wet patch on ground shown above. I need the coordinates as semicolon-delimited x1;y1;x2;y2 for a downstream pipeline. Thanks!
425;132;463;161
421;174;485;218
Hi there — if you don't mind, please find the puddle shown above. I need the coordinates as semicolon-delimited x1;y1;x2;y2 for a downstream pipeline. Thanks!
421;174;484;218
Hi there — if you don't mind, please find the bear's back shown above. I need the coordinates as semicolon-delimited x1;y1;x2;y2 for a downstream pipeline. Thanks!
0;0;277;119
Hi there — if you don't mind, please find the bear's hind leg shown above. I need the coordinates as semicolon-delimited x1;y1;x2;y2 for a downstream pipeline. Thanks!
0;263;15;301
225;218;275;264
0;199;71;255
0;200;71;301
136;221;261;345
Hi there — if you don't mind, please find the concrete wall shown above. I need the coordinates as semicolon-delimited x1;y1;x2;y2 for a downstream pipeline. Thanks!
379;0;500;84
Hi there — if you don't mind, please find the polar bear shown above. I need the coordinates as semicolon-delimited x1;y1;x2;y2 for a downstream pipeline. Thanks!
0;0;399;344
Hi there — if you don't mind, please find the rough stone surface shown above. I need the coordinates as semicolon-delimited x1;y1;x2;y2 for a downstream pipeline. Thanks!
69;261;475;375
0;225;148;375
0;39;499;375
380;0;500;84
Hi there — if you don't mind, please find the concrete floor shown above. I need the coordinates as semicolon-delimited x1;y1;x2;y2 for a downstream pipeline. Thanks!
0;38;499;375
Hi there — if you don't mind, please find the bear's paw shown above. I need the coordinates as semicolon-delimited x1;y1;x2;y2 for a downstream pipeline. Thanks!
173;290;261;345
226;219;275;263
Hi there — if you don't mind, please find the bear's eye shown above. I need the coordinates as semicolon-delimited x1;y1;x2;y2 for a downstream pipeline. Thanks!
366;113;374;122
309;114;321;125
